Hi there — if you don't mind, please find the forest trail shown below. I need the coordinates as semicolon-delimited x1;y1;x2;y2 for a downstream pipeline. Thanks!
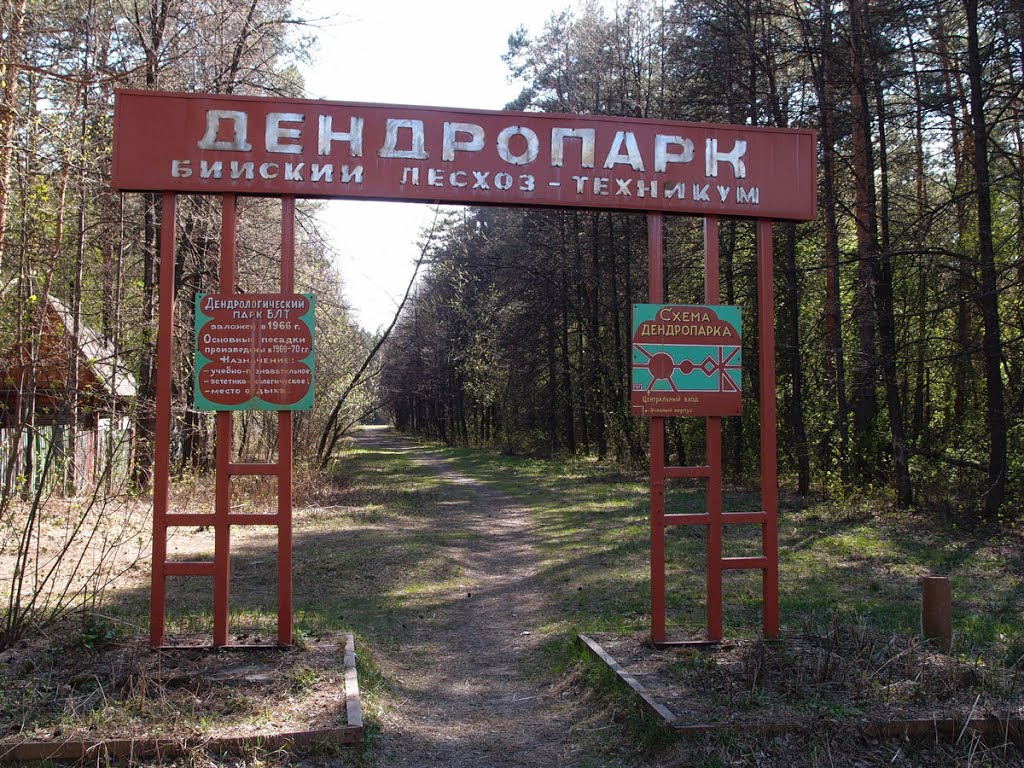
354;428;585;767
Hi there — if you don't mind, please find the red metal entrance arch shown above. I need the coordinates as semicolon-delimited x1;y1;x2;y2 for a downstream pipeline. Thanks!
112;90;816;648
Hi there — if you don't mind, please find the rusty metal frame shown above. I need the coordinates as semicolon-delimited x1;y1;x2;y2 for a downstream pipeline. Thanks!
150;194;295;648
151;202;782;649
150;199;782;649
646;214;780;646
124;89;813;649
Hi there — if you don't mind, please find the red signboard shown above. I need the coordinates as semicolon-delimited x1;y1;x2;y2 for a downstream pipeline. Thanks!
112;90;817;221
194;293;315;410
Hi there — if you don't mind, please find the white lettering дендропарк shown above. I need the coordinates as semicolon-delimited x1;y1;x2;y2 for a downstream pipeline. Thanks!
193;108;749;179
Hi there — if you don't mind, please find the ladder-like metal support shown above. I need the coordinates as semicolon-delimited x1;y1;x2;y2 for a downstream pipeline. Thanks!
150;194;295;648
647;214;779;645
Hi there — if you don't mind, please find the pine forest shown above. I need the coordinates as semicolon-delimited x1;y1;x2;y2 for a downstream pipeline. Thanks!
0;0;1023;641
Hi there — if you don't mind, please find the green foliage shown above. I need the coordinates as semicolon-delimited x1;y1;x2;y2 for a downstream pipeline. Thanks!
376;0;1024;522
74;613;123;652
436;441;1024;672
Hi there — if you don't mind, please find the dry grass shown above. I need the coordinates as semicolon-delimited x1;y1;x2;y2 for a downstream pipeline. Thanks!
4;430;1024;766
594;624;1024;728
0;632;353;743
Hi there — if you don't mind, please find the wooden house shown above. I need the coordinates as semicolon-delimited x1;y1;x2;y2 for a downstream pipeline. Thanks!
0;284;136;494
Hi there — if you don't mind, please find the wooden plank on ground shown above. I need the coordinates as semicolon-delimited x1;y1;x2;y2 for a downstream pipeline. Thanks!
344;633;364;731
0;727;363;764
577;634;677;725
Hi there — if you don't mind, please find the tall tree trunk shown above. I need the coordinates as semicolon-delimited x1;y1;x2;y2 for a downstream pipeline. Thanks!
558;231;576;453
848;0;879;478
66;93;87;496
780;223;809;495
607;213;627;462
935;7;976;428
588;213;607;460
0;0;27;273
746;224;760;479
802;0;850;485
965;0;1007;517
873;79;914;507
570;214;590;454
821;106;850;479
108;193;126;490
133;192;159;488
722;221;744;477
622;216;645;463
130;0;170;489
546;314;560;453
66;6;94;496
906;13;929;442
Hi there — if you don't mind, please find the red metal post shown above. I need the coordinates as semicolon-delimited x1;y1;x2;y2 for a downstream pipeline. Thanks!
149;192;176;648
214;194;237;647
704;217;724;641
648;212;666;644
278;197;295;646
757;219;780;637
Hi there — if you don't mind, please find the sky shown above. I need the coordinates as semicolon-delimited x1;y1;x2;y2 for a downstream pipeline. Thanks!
299;1;572;332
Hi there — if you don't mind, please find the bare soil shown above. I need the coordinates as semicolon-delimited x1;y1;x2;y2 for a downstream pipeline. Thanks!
355;430;586;767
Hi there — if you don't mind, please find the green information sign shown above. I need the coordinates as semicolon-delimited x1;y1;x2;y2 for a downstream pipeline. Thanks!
194;293;315;411
631;304;742;417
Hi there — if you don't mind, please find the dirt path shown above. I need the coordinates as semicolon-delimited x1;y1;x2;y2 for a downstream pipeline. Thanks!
355;428;583;767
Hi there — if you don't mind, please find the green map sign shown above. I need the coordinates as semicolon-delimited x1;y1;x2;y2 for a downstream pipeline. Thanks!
631;304;742;417
194;293;315;411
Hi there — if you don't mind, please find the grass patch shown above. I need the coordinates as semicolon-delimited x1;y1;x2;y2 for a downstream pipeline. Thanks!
436;443;1024;668
525;634;678;765
0;434;467;760
4;428;1022;766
